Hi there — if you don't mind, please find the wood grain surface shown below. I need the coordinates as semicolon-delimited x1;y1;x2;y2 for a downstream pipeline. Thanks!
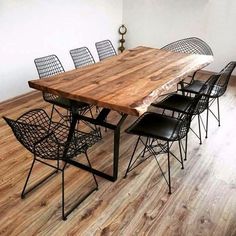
28;46;213;116
1;73;236;236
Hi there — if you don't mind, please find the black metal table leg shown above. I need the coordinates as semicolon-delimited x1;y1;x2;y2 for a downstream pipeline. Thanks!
65;108;128;182
112;114;128;181
62;109;79;158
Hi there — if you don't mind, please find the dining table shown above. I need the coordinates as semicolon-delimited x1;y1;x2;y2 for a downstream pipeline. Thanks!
28;46;213;181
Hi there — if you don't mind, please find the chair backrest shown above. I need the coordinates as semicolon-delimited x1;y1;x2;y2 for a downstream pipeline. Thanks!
34;55;65;78
34;55;65;102
173;94;202;140
4;109;102;160
162;37;213;56
174;75;218;140
212;61;236;97
70;47;95;69
95;40;117;61
3;109;51;154
195;74;219;114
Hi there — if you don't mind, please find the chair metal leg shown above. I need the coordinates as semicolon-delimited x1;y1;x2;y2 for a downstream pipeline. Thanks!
124;136;141;178
125;138;182;194
206;106;209;138
21;158;36;199
178;140;184;169
50;105;55;120
217;97;221;127
184;134;188;161
61;152;98;221
21;157;58;199
62;165;66;220
198;114;202;144
141;137;148;157
57;159;60;172
167;142;171;194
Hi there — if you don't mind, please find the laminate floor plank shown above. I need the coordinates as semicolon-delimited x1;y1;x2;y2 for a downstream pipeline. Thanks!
0;73;235;236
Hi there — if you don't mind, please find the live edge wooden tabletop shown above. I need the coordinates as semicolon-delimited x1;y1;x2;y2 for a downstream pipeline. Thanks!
28;46;213;116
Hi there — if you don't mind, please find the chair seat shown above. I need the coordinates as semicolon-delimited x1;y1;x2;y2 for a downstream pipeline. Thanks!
3;108;100;221
126;112;180;141
181;80;223;98
35;125;101;160
152;94;194;114
46;96;90;111
180;80;204;94
4;109;101;161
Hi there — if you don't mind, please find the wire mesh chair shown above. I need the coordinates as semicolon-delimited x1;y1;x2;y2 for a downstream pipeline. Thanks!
34;55;91;121
162;37;213;82
3;109;102;220
124;94;202;194
152;74;219;146
178;61;236;131
162;37;213;55
70;47;95;69
95;40;117;61
69;47;102;115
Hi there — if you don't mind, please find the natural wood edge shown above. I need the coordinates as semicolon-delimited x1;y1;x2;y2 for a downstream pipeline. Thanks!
3;70;235;112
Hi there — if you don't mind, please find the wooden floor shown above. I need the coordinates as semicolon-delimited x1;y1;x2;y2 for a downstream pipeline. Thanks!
0;73;236;236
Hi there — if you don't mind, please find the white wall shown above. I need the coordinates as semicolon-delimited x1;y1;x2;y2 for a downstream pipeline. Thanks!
123;0;236;74
1;0;236;102
0;0;123;101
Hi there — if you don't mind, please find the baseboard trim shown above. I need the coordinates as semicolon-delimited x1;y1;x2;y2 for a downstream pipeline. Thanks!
200;69;215;75
0;90;40;107
200;69;236;79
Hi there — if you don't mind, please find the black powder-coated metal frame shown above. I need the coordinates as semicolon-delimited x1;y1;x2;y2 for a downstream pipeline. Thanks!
124;94;202;194
95;39;117;61
34;54;92;124
177;60;236;138
162;37;214;86
66;105;128;182
21;153;98;221
69;47;95;69
153;74;219;144
124;137;185;194
162;37;213;56
201;62;236;134
4;109;101;221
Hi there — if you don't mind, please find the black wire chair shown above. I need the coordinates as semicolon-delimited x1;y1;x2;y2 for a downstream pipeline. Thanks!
70;47;95;69
34;55;91;121
178;62;236;132
162;37;213;82
3;109;102;220
162;37;213;55
95;40;117;61
69;47;102;115
152;74;219;146
124;94;202;194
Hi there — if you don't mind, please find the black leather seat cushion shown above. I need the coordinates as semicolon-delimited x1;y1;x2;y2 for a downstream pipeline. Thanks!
181;80;222;98
126;112;180;141
152;94;194;114
180;80;203;94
